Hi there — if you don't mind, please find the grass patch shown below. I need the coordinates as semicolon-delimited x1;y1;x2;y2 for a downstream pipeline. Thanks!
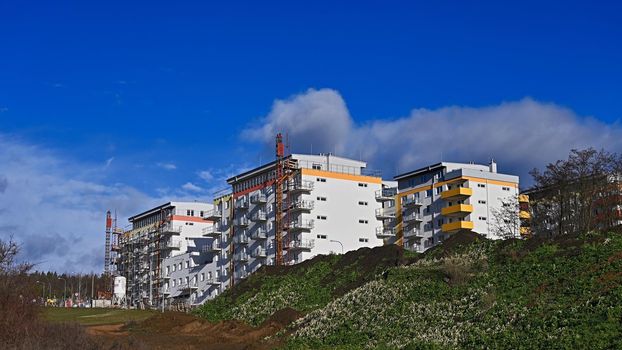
43;308;156;326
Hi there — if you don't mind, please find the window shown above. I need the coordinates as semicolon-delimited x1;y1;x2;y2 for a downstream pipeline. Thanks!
312;163;322;170
479;216;487;221
317;196;327;201
178;263;182;270
502;187;510;191
200;211;204;217
478;184;486;188
172;264;176;272
425;206;431;214
166;266;170;275
435;187;443;195
358;183;367;187
478;200;487;204
358;201;368;206
317;215;327;220
426;189;433;197
185;277;189;286
185;261;189;269
316;178;326;182
200;273;205;281
437;219;443;227
317;234;327;239
358;219;369;224
172;280;176;287
359;238;369;243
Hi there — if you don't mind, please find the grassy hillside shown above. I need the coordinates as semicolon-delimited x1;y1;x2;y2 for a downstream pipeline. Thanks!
196;232;622;349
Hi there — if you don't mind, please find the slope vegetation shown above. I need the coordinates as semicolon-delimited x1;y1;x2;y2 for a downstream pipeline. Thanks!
196;232;622;349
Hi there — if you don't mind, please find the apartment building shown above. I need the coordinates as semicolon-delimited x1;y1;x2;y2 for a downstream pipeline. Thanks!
386;161;520;251
224;153;385;281
117;201;213;308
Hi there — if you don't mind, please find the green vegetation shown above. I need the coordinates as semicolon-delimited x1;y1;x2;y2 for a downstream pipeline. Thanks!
44;308;156;326
196;231;622;349
194;245;404;326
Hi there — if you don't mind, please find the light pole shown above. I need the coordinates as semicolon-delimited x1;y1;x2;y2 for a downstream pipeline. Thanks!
35;281;45;305
329;240;344;254
58;277;66;307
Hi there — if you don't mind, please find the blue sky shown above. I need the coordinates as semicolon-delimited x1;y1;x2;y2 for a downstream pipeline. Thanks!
1;0;621;272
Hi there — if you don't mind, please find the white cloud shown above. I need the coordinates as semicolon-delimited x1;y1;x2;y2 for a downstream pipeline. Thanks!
243;89;622;186
181;182;203;192
243;88;353;155
157;162;177;170
0;134;161;273
198;170;214;182
105;157;115;168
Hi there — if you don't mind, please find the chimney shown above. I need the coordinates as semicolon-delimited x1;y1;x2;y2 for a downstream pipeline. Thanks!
489;159;497;173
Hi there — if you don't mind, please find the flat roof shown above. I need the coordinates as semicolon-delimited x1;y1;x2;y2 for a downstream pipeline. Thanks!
394;162;445;181
128;201;212;221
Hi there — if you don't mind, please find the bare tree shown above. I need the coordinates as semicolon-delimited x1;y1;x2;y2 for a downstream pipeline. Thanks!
528;148;622;237
490;197;521;239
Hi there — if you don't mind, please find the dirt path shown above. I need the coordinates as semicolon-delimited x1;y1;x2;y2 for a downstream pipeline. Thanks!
85;310;298;350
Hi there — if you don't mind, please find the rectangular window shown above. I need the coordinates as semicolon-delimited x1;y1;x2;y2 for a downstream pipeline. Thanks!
502;187;510;191
358;219;369;224
479;216;487;221
437;219;443;226
187;210;191;216
200;273;205;281
478;200;487;204
317;196;327;201
312;163;322;170
359;238;369;243
316;234;327;239
478;184;486;188
358;183;367;187
200;211;204;217
426;189;433;197
358;201;368;206
316;178;326;182
317;215;327;220
435;187;442;195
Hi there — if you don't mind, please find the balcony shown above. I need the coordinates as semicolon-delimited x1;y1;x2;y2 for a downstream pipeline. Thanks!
251;211;267;222
250;194;267;204
234;235;249;245
285;200;314;212
519;210;531;219
206;278;221;286
201;242;222;253
441;221;474;233
375;207;396;219
375;188;397;201
403;227;424;240
160;225;182;235
234;216;249;227
375;226;396;238
441;187;473;200
441;204;473;217
234;253;249;262
252;248;267;258
402;213;423;224
161;240;182;250
402;196;423;207
202;225;223;237
111;244;121;252
519;194;529;203
251;229;268;240
285;220;314;232
235;199;249;210
286;180;314;193
285;240;315;251
203;209;222;221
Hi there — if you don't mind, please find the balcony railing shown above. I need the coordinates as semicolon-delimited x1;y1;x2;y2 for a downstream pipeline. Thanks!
375;226;396;237
250;194;267;204
375;188;397;201
160;225;183;235
235;199;249;210
286;180;314;192
402;213;423;224
285;220;314;232
403;227;424;239
251;229;268;239
202;225;223;237
252;248;267;258
161;240;182;250
285;240;315;251
234;216;249;227
201;242;222;252
375;207;396;219
402;196;422;207
234;235;249;245
203;209;222;220
285;200;315;212
234;253;249;262
251;211;267;222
